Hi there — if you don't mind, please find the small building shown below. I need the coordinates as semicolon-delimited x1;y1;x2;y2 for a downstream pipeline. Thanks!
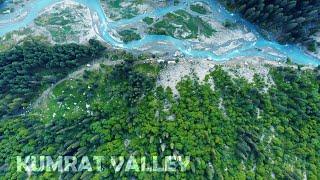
157;59;165;63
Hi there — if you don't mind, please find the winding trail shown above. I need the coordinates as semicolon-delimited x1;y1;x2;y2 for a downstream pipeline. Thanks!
33;59;123;109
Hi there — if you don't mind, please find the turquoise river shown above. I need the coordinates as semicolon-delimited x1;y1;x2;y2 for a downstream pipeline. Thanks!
0;0;319;65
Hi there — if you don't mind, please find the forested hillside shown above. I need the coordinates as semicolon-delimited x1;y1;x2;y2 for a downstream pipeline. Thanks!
0;57;319;179
0;39;105;118
220;0;320;50
1;0;320;178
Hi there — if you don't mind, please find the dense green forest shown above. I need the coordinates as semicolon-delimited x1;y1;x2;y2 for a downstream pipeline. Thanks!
0;53;319;178
0;39;105;118
219;0;320;50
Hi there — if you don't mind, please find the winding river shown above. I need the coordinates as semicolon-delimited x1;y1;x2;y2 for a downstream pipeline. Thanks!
0;0;319;65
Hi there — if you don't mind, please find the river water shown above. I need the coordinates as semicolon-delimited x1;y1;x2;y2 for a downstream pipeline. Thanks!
0;0;319;65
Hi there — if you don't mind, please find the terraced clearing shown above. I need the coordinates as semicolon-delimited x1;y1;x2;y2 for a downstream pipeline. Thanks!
36;60;159;123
